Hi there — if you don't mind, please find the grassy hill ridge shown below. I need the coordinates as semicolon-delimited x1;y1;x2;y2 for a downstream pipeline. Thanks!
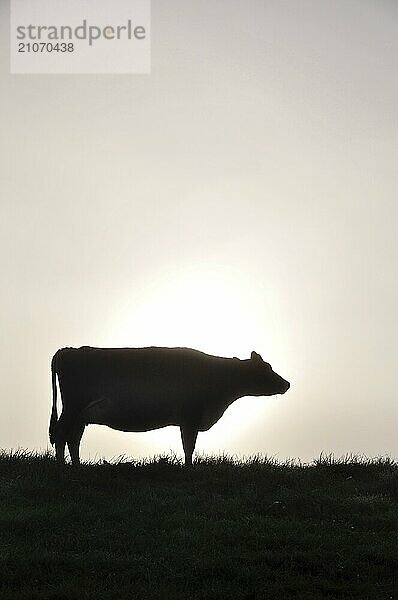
0;450;397;599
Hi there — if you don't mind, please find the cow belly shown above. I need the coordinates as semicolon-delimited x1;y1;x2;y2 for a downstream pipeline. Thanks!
82;397;177;432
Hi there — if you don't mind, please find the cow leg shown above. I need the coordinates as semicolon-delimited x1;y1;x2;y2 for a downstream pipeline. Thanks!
180;425;198;467
67;423;85;466
55;439;66;465
54;409;77;466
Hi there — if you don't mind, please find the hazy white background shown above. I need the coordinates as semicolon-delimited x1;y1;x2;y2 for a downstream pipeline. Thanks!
1;0;397;462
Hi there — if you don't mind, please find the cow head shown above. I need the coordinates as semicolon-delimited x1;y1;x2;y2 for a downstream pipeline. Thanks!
246;351;290;396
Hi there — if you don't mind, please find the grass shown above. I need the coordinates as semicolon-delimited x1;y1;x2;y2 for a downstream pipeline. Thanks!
0;450;397;600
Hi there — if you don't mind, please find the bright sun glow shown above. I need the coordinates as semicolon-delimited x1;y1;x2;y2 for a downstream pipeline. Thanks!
95;262;287;458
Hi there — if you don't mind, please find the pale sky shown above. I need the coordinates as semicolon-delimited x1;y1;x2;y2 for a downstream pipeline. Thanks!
0;0;397;462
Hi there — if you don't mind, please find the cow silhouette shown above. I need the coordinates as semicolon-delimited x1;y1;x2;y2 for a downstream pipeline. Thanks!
49;346;290;465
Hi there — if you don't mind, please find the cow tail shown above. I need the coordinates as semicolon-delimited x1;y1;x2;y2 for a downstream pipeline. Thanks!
49;353;58;445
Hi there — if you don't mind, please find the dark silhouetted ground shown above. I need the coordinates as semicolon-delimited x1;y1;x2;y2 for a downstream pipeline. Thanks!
0;450;396;599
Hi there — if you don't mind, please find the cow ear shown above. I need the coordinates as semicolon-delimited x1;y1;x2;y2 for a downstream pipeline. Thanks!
251;351;262;362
